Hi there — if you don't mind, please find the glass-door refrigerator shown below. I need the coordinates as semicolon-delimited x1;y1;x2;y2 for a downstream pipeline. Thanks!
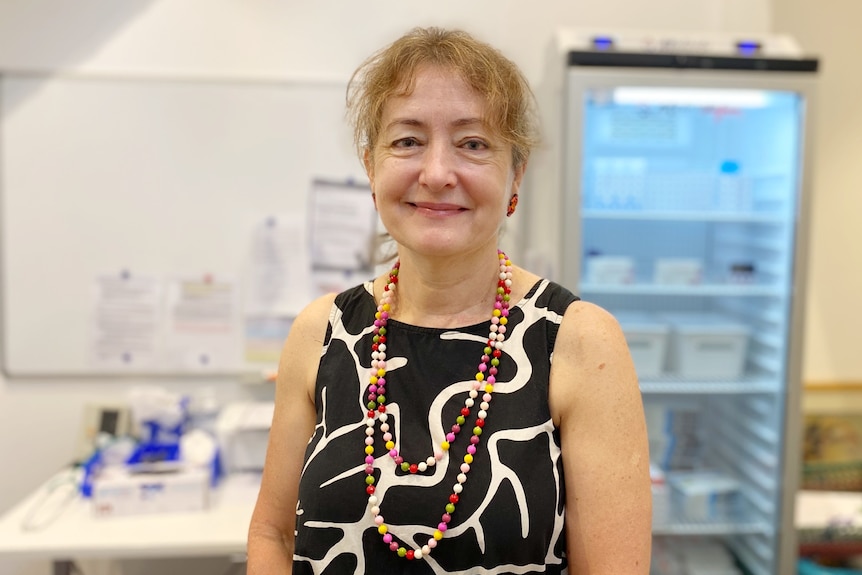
554;33;818;575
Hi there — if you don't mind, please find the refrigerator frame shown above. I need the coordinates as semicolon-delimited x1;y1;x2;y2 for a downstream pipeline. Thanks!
561;65;818;575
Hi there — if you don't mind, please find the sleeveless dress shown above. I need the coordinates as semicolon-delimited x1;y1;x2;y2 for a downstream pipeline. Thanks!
293;279;579;575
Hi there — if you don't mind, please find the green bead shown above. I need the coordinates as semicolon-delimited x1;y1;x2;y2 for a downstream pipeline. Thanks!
401;462;410;472
497;287;505;294
379;327;387;336
377;395;386;404
365;476;375;485
473;427;482;436
367;401;377;410
446;503;455;513
456;416;466;425
397;547;407;557
484;346;492;355
503;294;510;301
373;335;380;343
491;358;500;367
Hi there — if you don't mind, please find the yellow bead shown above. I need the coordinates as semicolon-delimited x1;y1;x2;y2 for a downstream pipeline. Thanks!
378;524;388;535
500;317;508;325
365;445;374;455
377;369;386;377
485;384;494;393
475;372;484;382
385;441;394;450
464;454;474;464
441;441;450;451
434;530;444;541
370;376;378;384
493;309;502;317
382;303;390;312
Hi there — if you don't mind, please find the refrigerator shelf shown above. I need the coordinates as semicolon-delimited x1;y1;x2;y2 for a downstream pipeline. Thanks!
640;377;779;395
652;518;772;536
580;282;783;297
582;209;786;223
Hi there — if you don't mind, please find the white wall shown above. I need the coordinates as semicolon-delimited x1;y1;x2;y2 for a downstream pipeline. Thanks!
772;0;862;384
0;1;770;574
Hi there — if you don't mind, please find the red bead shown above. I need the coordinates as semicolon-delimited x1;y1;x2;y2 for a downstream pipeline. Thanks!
378;405;386;413
379;336;386;343
449;494;459;504
366;485;376;494
367;410;375;418
493;350;502;358
476;419;485;427
409;464;418;474
406;550;414;560
460;407;470;417
372;343;379;351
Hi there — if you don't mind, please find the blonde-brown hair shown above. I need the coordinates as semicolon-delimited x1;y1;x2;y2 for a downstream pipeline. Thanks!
347;27;539;169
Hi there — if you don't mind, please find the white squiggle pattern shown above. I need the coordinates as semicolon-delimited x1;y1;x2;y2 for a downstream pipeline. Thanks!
294;279;575;575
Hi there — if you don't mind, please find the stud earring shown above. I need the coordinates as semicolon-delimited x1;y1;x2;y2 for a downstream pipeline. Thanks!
506;193;519;217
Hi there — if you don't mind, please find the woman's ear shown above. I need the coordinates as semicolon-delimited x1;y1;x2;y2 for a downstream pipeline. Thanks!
363;148;374;187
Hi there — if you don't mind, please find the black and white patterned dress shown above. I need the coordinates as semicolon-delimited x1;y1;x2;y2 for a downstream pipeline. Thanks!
293;279;579;575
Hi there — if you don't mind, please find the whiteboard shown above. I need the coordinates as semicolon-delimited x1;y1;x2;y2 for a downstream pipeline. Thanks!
1;73;368;376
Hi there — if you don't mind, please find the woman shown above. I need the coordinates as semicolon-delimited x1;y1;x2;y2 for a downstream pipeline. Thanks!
248;27;651;574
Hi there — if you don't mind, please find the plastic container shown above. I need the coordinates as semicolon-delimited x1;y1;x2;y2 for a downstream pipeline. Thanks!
615;311;670;378
662;313;749;379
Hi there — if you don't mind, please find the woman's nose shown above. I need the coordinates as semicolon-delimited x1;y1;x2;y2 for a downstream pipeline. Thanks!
419;141;457;191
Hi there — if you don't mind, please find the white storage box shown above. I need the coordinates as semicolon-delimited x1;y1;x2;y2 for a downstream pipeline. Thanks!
653;258;703;285
662;313;749;379
667;470;741;522
614;311;669;378
585;256;635;285
91;464;210;518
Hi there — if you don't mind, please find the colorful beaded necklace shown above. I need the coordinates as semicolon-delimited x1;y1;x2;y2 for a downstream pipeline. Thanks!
363;250;513;561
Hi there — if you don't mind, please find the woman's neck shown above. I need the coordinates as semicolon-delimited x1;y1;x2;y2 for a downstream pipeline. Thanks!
383;247;506;328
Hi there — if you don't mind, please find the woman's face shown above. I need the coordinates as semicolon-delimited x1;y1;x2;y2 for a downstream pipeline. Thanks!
366;65;524;260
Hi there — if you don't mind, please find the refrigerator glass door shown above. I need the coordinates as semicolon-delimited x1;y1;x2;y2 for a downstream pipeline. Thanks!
565;74;813;575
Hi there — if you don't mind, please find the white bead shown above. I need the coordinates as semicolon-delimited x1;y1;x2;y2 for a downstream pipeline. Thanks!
365;427;374;436
426;456;436;467
418;462;427;472
366;418;375;427
365;437;374;446
494;341;503;349
380;423;389;432
369;495;378;505
505;278;513;286
480;402;490;410
453;483;463;494
490;324;498;333
457;473;467;484
380;413;388;422
371;505;380;515
496;333;505;342
422;545;431;556
372;351;379;360
469;390;479;398
498;326;506;334
465;398;474;407
499;272;507;280
479;410;488;419
377;352;386;360
414;550;423;560
378;343;386;352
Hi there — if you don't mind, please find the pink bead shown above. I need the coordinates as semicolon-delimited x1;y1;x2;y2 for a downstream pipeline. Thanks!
390;542;399;551
380;312;389;320
471;435;480;444
365;465;374;474
502;309;509;317
451;424;460;434
395;456;404;465
446;433;456;443
487;376;495;384
374;516;384;525
483;393;492;402
438;523;447;532
428;539;437;549
383;433;392;442
374;320;382;327
489;367;497;375
389;448;398;457
365;437;374;446
435;451;444;461
478;364;487;372
461;463;470;473
366;456;374;464
369;385;378;393
368;393;377;400
482;354;490;362
442;513;452;523
467;445;477;455
377;361;386;369
383;534;393;544
494;301;502;309
377;378;386;386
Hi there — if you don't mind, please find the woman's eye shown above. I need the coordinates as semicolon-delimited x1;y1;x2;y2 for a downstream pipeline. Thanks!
462;139;488;151
393;137;419;148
